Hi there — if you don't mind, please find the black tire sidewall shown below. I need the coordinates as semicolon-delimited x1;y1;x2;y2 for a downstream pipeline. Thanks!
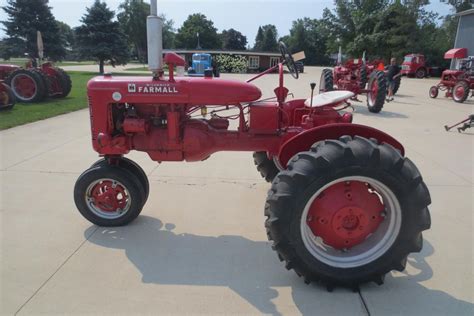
74;166;144;226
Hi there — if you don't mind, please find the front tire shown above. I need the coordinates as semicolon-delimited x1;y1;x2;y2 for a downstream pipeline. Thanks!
429;86;439;98
265;136;431;287
74;166;145;226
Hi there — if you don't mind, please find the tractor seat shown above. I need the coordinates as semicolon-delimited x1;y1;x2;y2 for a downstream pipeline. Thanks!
305;91;355;108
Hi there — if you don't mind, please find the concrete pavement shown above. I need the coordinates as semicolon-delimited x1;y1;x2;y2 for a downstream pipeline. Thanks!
1;67;473;315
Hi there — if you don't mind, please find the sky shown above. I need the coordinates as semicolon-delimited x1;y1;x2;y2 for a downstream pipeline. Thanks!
0;0;454;45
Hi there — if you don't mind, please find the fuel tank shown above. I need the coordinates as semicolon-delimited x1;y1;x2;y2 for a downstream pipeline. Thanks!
87;75;262;105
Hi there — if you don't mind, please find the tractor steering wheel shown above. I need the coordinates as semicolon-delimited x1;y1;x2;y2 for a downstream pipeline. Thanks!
279;42;299;79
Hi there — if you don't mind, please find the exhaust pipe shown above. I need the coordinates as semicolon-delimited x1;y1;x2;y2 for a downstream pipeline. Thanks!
147;0;163;74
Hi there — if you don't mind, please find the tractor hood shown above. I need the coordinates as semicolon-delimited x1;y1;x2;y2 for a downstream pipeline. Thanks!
87;75;262;105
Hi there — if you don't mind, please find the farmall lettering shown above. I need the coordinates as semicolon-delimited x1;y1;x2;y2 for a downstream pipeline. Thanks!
128;83;178;94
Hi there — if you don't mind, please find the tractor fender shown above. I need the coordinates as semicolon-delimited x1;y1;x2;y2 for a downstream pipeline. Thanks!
277;123;405;168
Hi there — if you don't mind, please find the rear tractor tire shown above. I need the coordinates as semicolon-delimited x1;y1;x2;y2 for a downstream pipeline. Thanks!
55;68;72;98
452;81;469;103
253;152;280;183
74;164;146;227
5;69;47;103
265;136;431;288
0;83;16;111
319;69;334;93
367;70;387;113
392;76;401;95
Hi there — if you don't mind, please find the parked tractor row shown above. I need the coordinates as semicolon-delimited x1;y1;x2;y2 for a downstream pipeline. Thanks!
0;58;72;103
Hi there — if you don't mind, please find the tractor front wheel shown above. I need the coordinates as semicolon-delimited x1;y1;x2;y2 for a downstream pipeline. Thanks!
74;165;145;226
319;69;334;93
6;69;47;103
265;136;431;288
452;81;469;103
367;71;386;113
91;157;150;205
253;152;280;183
429;86;439;98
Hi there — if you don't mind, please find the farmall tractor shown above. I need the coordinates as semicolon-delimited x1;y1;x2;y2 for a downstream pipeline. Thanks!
74;1;431;289
429;49;473;103
0;32;72;103
320;58;387;113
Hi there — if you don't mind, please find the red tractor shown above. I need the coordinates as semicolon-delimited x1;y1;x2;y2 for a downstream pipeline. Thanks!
320;58;387;113
74;1;431;289
429;49;473;103
0;81;16;110
0;54;71;103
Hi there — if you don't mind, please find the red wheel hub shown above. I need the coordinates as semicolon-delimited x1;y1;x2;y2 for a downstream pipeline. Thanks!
13;74;37;99
455;86;465;99
370;80;378;103
306;181;385;249
90;180;128;212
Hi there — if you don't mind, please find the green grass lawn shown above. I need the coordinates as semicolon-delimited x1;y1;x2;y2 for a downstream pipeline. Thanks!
0;72;95;130
1;58;96;67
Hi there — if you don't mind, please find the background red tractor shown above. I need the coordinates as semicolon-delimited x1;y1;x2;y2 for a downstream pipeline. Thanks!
429;49;473;103
74;1;431;290
320;58;387;113
0;57;72;103
0;81;16;110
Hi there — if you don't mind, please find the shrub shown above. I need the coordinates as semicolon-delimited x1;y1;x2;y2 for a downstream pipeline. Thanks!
215;54;248;73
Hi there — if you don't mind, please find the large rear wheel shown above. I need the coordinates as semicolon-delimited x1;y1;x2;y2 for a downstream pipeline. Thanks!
0;82;15;110
5;69;47;103
367;71;386;113
319;69;334;93
265;136;431;288
452;81;469;103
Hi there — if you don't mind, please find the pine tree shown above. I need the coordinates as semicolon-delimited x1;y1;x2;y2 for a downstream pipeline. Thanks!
1;0;66;61
75;0;130;73
254;27;264;51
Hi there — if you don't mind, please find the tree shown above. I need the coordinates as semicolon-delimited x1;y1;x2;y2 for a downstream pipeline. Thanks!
1;0;67;60
254;25;278;51
117;0;176;61
221;29;247;50
117;0;149;62
175;14;221;49
283;18;330;65
57;21;75;49
253;27;264;51
441;0;473;12
75;0;130;73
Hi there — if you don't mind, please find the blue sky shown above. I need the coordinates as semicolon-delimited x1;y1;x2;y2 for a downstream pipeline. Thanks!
0;0;454;45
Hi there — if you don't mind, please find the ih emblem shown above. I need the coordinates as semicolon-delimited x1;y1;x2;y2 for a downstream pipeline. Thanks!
128;84;136;93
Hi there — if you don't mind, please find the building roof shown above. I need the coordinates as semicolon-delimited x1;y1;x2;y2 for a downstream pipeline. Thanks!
164;49;280;57
456;8;474;16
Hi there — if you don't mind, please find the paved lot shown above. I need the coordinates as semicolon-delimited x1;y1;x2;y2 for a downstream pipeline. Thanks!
1;67;473;315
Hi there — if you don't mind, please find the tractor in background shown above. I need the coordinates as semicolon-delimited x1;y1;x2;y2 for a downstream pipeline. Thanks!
320;57;387;113
429;48;473;103
0;56;72;103
73;1;431;290
0;81;15;110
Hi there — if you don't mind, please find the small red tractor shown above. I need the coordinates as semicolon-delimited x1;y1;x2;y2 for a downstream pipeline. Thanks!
429;49;473;103
74;1;431;289
0;80;15;110
0;53;72;103
320;58;387;113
